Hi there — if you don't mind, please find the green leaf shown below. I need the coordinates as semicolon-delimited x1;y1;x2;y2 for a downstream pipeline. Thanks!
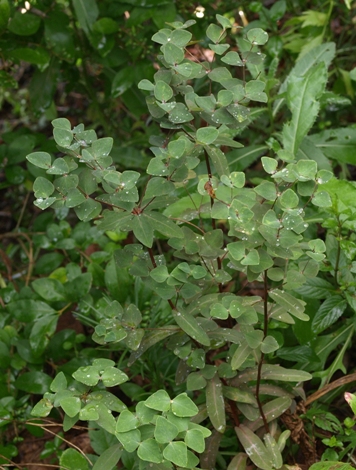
60;448;89;470
73;365;100;387
312;190;332;207
33;177;55;199
295;277;335;299
10;47;50;69
241;249;260;266
255;181;277;200
47;158;70;175
168;102;193;123
116;410;139;432
145;211;183;240
27;152;52;169
221;51;243;66
171;393;199;417
247;397;292;432
264;433;283;469
138;79;154;91
235;425;273;470
0;0;10;31
30;314;58;356
269;289;308;321
72;0;98;35
50;372;67;392
169;29;192;47
247;28;269;45
150;265;169;283
261;335;280;354
206;374;226;433
154;80;173;102
261;157;277;174
206;24;224;44
173;309;210;346
32;278;66;302
115;429;141;452
196;127;219;145
145;390;171;412
261;364;312;382
244;329;264;349
309;463;354;470
154;416;179;443
312;296;347;334
92;444;122;470
205;146;229;177
137;438;163;463
112;67;135;97
309;128;356;165
163;441;188;467
15;371;52;395
60;396;81;418
279;188;299;209
231;340;252;370
53;128;73;147
282;63;328;156
185;428;206;453
162;42;184;64
75;199;102;221
8;11;41;36
31;398;54;417
101;367;128;387
131;214;153;247
245;80;267;103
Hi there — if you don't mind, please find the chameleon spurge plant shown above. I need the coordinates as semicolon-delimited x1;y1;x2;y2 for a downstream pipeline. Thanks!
27;16;334;470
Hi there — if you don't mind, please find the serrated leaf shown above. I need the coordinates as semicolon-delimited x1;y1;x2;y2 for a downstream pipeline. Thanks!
282;63;328;156
312;296;347;334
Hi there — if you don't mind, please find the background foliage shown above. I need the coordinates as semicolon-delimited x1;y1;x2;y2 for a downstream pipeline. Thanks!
1;0;356;469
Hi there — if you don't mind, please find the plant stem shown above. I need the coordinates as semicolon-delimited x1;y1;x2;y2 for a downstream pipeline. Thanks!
255;271;270;434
